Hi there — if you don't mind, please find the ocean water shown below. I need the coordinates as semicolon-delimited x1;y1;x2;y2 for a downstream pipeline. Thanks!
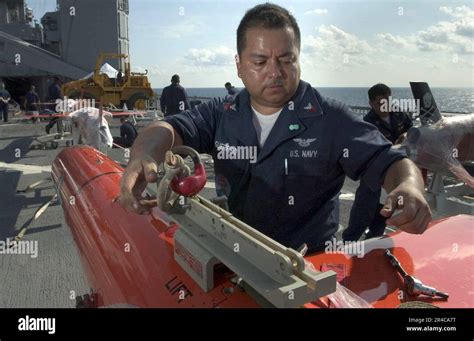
155;87;473;114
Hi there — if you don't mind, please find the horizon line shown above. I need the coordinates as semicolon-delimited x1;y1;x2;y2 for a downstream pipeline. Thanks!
153;86;473;89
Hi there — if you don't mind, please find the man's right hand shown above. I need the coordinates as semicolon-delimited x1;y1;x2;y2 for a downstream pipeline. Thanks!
119;154;159;214
117;121;183;214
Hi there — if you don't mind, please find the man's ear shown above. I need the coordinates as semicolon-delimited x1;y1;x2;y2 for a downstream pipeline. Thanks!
235;54;242;78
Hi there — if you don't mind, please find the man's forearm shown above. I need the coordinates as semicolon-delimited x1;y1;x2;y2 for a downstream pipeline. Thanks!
383;158;425;193
130;121;182;163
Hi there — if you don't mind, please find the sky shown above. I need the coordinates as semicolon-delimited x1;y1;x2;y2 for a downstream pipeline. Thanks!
28;0;474;88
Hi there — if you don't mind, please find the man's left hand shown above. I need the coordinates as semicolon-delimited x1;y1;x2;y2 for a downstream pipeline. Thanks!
380;182;432;234
394;132;408;145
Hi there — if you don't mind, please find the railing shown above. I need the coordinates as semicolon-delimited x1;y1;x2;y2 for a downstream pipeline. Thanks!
152;96;471;117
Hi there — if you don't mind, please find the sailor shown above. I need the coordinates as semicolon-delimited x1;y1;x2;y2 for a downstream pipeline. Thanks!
114;116;138;148
45;77;63;134
363;84;413;145
224;82;239;102
119;3;431;254
116;69;124;87
0;81;11;123
160;75;191;117
24;85;40;112
343;84;413;242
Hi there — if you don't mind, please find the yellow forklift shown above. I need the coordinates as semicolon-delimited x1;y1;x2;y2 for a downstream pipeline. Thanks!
62;53;154;110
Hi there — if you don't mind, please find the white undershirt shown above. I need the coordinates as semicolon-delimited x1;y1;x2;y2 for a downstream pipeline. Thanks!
251;106;283;148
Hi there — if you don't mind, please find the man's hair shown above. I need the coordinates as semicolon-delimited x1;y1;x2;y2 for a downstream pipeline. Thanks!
237;3;300;56
171;74;180;84
368;83;391;102
225;82;232;87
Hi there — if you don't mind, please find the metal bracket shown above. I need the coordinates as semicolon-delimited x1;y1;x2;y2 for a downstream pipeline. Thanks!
171;195;337;308
427;172;474;215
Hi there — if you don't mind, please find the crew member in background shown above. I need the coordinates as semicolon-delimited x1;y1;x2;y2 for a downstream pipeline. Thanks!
160;74;190;117
116;69;124;87
24;85;40;112
113;116;138;148
45;77;63;134
0;82;11;123
224;81;239;101
343;83;413;242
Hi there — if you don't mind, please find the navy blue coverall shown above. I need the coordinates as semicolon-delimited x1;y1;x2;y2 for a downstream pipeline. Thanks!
114;121;138;148
45;83;63;133
160;84;191;117
0;89;11;123
164;81;407;253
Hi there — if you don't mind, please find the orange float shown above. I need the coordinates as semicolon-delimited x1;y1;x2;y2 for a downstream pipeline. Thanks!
52;146;473;308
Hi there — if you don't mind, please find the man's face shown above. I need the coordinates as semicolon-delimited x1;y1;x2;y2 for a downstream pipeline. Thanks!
370;94;391;117
237;26;300;111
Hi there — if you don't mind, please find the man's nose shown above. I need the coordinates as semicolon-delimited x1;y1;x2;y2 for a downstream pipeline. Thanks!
267;58;283;78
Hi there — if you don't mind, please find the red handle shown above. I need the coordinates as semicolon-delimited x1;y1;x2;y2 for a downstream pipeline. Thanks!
169;146;207;196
